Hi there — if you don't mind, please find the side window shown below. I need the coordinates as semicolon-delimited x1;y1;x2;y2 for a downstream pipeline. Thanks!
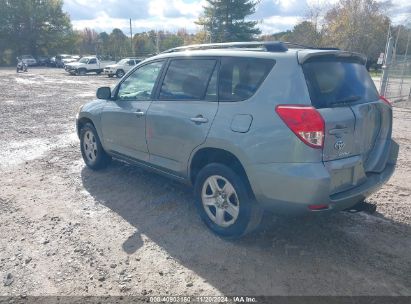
89;58;97;64
117;61;164;101
219;57;275;102
128;60;135;66
159;59;217;101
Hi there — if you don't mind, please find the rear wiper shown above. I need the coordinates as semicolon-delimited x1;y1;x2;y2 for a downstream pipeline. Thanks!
330;95;361;106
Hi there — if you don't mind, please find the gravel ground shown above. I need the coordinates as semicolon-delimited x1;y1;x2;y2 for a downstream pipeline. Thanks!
0;67;410;296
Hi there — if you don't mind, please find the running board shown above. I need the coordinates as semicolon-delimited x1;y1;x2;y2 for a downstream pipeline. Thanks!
344;201;377;214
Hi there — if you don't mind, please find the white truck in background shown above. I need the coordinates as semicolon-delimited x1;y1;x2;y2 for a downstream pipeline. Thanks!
65;56;115;76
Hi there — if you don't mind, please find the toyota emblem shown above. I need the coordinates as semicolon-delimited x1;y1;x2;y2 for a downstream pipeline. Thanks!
334;140;345;150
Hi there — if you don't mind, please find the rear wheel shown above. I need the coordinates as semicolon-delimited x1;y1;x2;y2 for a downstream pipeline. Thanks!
116;69;125;78
77;68;86;76
194;163;263;238
80;123;111;170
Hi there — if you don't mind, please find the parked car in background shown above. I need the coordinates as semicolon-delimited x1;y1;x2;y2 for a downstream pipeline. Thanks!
76;41;398;238
20;55;37;66
55;54;73;68
36;56;50;66
103;58;143;78
65;56;115;75
49;56;56;67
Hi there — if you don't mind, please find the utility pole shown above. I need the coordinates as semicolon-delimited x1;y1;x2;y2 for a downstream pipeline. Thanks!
380;25;394;97
130;18;134;56
156;30;160;54
399;31;410;99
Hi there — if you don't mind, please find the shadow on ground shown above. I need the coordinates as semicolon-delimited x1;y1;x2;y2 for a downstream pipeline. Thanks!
81;160;411;296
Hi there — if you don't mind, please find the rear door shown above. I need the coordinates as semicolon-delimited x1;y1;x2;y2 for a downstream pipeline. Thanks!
146;58;219;176
302;56;392;172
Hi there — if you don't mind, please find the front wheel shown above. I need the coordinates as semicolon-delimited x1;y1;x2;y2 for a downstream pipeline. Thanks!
77;68;86;76
80;123;111;170
116;69;125;78
194;163;263;239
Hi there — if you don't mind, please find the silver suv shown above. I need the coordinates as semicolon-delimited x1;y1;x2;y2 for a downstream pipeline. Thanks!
76;42;398;238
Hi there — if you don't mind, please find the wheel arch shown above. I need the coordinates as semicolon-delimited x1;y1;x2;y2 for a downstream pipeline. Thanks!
76;117;95;138
189;147;255;198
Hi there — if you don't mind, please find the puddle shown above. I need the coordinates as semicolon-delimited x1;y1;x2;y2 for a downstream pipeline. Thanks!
76;92;94;98
15;77;38;85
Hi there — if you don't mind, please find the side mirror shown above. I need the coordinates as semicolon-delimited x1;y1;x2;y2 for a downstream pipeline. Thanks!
96;87;111;100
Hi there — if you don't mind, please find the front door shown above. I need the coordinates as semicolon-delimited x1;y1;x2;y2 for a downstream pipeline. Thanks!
146;58;219;176
101;60;165;161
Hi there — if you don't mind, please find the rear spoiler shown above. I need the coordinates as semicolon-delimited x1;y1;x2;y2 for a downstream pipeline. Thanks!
297;50;367;65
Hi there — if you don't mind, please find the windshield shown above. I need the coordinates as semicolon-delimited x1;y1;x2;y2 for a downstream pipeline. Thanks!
79;58;89;63
22;55;33;59
303;58;379;108
117;59;128;65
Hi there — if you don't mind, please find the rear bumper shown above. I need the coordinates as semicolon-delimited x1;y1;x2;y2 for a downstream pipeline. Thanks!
248;140;399;215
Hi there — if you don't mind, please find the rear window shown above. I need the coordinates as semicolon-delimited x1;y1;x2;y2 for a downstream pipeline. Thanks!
219;57;275;102
303;58;379;108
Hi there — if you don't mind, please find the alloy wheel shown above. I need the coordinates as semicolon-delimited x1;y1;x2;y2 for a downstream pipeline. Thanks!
201;175;240;227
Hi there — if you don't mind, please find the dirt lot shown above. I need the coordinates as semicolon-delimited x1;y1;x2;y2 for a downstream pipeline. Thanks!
0;67;410;296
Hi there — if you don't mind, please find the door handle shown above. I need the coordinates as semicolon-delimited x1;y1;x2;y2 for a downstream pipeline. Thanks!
190;116;209;124
135;110;145;117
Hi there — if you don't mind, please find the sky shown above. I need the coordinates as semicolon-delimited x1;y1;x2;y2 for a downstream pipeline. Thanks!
63;0;411;35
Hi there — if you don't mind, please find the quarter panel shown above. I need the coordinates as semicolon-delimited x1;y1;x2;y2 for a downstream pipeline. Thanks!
207;56;322;165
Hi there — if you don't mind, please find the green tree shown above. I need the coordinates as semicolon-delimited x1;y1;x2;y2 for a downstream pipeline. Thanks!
160;34;184;51
323;0;390;60
196;0;261;42
0;0;73;63
97;32;110;58
133;32;156;57
109;28;131;60
278;21;323;47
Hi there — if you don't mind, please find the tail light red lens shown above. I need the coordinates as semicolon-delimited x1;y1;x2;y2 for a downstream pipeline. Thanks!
275;105;325;149
380;96;391;107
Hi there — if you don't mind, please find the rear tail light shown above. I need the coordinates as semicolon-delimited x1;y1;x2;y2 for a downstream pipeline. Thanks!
380;96;391;107
275;105;325;149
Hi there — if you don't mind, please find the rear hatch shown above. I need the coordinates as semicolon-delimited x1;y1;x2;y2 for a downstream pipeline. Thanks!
300;51;392;181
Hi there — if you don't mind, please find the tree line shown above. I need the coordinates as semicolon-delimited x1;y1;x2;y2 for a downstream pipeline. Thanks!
0;0;409;66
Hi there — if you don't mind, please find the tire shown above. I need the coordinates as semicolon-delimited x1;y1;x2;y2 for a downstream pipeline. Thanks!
80;123;111;170
96;71;102;75
194;163;263;239
116;69;125;78
77;68;86;76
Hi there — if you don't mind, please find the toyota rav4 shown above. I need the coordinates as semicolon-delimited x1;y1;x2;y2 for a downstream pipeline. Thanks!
76;41;398;238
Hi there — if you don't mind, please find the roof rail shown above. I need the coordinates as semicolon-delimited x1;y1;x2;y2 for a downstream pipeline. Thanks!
161;41;340;54
161;41;289;54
